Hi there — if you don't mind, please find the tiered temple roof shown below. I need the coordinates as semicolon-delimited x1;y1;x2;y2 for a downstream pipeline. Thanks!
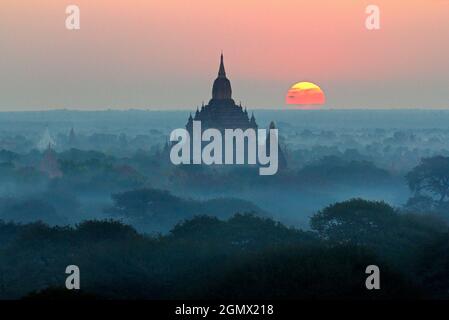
186;54;257;132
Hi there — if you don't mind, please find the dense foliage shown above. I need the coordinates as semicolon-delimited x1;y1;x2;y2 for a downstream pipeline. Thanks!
0;199;446;300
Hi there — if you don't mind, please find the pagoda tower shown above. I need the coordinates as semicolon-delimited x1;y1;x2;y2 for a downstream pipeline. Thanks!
186;53;257;132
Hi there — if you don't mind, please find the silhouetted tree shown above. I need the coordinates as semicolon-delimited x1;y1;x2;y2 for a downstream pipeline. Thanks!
406;156;449;204
403;194;435;213
310;198;397;245
310;198;446;270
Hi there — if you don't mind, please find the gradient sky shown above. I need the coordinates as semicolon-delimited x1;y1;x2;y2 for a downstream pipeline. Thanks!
0;0;448;110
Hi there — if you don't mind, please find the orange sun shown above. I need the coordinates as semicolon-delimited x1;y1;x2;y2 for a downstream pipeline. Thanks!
286;82;325;107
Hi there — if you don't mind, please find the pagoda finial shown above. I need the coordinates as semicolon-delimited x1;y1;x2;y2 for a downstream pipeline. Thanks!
250;112;256;126
218;52;226;78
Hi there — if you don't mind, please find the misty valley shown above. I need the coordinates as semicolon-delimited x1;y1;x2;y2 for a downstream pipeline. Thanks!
0;109;449;299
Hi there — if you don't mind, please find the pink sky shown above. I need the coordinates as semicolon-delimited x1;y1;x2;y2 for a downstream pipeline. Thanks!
0;0;449;110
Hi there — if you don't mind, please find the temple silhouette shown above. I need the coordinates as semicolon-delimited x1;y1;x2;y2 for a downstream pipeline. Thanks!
184;53;287;169
186;53;257;132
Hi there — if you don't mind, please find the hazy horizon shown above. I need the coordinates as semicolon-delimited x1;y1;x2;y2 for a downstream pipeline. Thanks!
1;0;449;110
0;107;449;113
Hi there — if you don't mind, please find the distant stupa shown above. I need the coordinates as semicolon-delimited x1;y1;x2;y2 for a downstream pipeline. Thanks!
266;122;287;170
39;144;62;178
37;127;56;151
68;127;77;146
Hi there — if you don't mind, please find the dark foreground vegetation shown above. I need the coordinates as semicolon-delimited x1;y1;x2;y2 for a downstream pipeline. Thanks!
0;199;447;300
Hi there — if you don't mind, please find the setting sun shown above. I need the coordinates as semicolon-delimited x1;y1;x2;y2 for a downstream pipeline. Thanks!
286;82;326;106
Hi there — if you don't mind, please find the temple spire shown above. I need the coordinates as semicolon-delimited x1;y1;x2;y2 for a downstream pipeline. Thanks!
218;53;226;78
212;52;232;100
